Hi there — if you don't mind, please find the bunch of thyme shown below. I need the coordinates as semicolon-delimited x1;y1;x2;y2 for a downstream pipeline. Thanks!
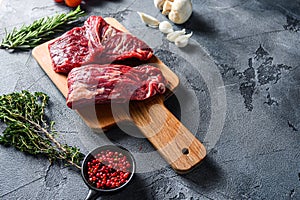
0;6;85;50
0;91;84;169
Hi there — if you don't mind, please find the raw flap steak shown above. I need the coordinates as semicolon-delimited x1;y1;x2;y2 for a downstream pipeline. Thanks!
48;16;153;74
66;64;167;108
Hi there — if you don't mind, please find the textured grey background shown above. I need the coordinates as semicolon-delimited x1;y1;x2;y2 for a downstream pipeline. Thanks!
0;0;299;199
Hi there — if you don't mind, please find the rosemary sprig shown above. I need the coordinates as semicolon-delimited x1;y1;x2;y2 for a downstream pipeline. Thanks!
0;91;84;169
0;6;85;50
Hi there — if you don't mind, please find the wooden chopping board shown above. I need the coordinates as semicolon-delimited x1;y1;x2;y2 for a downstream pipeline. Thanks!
32;17;206;173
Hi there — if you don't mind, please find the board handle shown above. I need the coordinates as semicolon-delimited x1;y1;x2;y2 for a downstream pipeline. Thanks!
129;96;206;174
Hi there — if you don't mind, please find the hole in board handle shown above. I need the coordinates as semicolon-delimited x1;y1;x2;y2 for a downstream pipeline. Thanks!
182;148;189;155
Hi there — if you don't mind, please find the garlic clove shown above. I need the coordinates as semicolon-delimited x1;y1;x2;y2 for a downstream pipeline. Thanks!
154;0;166;10
137;12;160;28
174;32;193;48
166;28;186;42
159;21;174;34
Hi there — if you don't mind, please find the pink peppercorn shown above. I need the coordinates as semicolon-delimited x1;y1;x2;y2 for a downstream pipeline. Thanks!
86;149;133;190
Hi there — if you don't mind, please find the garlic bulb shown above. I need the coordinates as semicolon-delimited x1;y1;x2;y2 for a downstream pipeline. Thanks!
155;0;193;24
159;21;174;34
174;32;193;47
137;12;160;28
162;0;173;15
154;0;166;10
166;29;186;42
168;0;192;24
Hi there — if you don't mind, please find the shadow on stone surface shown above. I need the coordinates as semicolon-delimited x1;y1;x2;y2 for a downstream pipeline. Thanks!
181;156;224;191
98;174;149;200
179;11;216;35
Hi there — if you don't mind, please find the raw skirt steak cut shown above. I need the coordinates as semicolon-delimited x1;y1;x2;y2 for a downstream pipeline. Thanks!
66;64;167;108
48;16;153;74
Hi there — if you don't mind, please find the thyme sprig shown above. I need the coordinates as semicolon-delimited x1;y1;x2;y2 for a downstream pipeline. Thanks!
0;6;85;50
0;91;84;169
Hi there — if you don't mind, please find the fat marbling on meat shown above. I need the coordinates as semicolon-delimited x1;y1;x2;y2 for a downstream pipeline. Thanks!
66;64;167;108
48;16;153;74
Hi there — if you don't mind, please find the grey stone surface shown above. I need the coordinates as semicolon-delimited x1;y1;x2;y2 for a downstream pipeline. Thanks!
0;0;299;199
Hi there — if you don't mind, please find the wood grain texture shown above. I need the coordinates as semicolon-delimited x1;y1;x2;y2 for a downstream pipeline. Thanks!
130;96;206;173
32;17;206;173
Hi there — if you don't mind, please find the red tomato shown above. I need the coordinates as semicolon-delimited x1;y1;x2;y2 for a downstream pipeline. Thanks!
65;0;82;7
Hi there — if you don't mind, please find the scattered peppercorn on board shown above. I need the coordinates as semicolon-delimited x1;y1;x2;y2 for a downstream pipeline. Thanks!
32;17;206;173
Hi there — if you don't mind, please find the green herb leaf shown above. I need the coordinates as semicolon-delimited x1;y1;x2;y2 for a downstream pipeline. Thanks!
0;6;85;50
0;91;84;169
